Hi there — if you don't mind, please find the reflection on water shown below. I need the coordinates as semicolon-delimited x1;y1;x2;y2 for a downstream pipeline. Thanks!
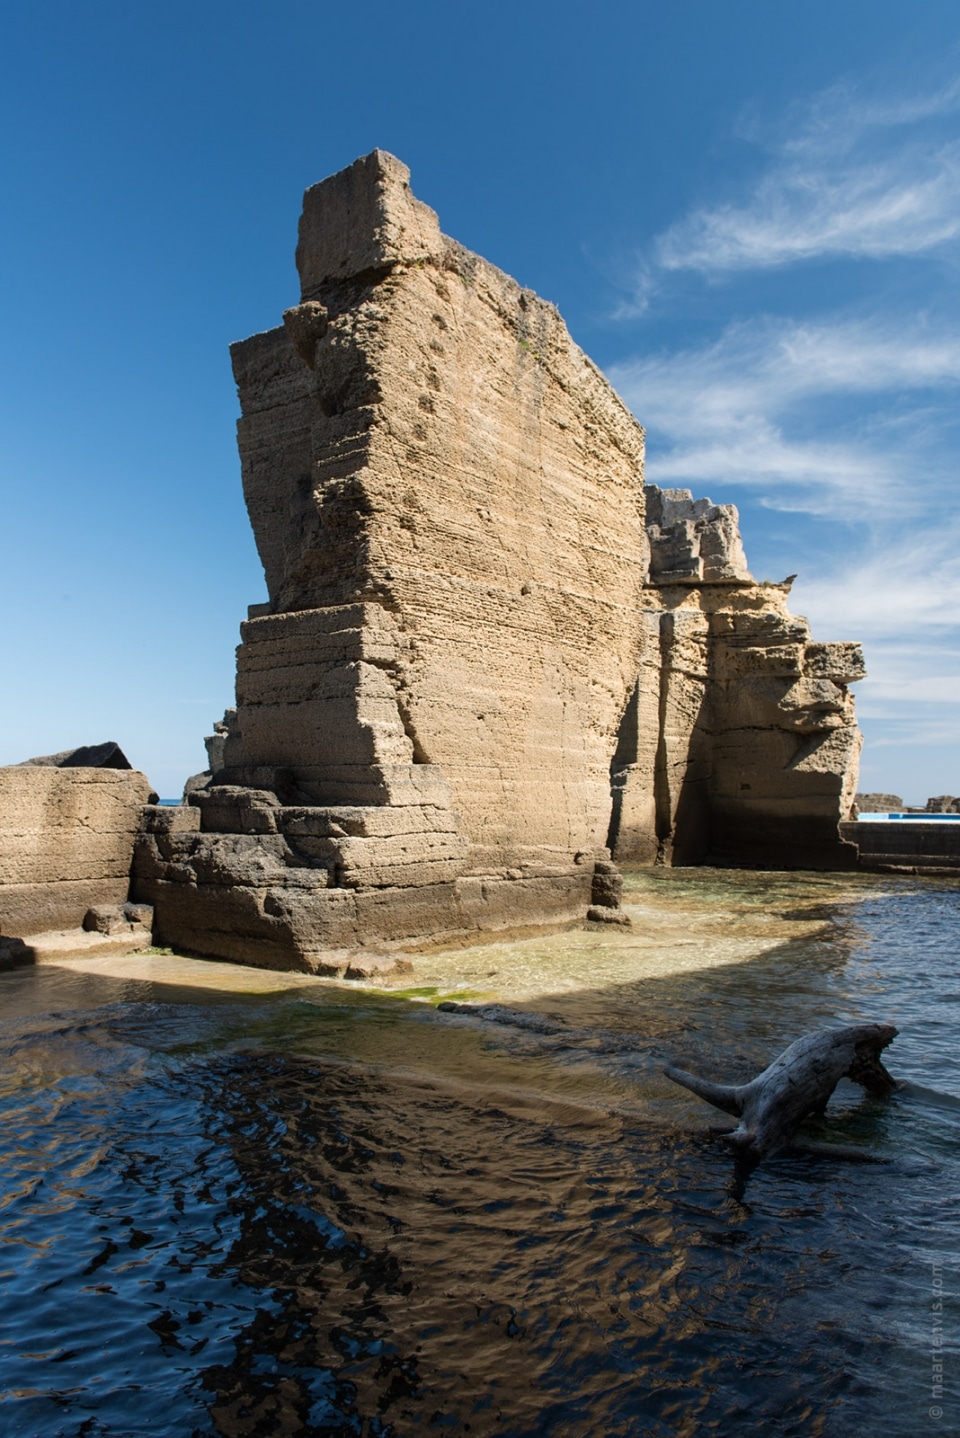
0;869;958;1435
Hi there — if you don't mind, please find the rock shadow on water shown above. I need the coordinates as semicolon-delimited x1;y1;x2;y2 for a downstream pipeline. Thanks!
172;1050;881;1436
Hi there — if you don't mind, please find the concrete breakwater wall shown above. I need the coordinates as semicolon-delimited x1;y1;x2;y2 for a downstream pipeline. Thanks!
840;820;960;876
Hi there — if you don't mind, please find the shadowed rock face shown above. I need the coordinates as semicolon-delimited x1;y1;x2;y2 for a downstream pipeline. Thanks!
19;741;133;770
609;486;865;869
134;152;865;970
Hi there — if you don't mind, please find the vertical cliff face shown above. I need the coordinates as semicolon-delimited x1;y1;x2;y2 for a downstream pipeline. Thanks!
228;149;649;869
609;487;865;869
134;152;651;967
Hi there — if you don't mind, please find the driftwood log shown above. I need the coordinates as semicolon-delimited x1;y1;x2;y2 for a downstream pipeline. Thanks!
664;1023;898;1166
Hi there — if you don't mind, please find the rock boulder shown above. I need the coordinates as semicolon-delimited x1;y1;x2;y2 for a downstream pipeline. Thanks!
0;764;156;935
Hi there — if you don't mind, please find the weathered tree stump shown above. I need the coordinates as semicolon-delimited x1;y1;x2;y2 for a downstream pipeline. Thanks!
664;1023;898;1166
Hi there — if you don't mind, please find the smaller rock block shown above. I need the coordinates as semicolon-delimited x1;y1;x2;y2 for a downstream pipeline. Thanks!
0;935;34;971
191;786;281;835
855;792;904;813
346;952;414;981
0;765;155;935
586;905;631;926
140;804;202;834
83;902;154;936
296;149;442;296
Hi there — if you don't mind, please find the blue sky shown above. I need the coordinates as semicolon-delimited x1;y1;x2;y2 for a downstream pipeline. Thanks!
1;0;958;801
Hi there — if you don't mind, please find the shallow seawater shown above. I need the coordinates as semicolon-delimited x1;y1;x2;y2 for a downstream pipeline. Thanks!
1;869;958;1436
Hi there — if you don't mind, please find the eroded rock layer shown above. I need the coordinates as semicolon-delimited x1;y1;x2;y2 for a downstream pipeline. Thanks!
609;487;864;869
0;765;155;935
135;151;647;965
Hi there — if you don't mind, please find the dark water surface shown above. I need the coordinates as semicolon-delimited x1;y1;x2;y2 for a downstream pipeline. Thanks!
1;869;958;1436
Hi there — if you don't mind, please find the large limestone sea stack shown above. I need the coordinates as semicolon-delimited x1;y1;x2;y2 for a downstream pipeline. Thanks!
132;151;865;970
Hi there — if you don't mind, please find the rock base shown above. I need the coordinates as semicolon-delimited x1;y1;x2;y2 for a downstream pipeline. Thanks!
135;857;596;972
132;797;611;973
0;926;155;970
83;902;154;936
586;905;632;926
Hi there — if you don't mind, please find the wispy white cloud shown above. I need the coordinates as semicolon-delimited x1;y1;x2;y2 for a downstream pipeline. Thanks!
652;78;960;275
833;634;960;772
610;72;960;795
796;545;960;641
609;314;960;517
771;75;960;156
658;147;960;273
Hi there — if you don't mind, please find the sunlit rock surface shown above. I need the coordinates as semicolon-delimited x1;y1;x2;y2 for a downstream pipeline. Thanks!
135;150;648;967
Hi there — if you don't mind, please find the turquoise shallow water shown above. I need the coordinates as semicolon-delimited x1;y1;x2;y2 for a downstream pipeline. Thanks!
0;868;958;1436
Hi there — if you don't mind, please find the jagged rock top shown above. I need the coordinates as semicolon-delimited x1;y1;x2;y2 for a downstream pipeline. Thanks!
644;485;752;584
297;150;444;296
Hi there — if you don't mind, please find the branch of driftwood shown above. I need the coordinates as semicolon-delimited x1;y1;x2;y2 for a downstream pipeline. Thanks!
664;1023;898;1168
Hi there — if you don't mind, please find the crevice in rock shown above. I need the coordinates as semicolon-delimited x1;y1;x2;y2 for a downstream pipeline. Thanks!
394;689;431;764
606;680;640;854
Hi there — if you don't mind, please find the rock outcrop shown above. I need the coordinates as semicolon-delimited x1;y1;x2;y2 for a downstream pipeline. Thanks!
854;794;959;815
0;763;155;935
609;487;864;869
133;152;865;970
855;792;904;813
645;486;750;584
134;150;647;967
20;741;133;770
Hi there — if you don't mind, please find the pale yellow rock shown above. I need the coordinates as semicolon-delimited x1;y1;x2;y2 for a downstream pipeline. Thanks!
0;767;154;934
226;154;648;871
